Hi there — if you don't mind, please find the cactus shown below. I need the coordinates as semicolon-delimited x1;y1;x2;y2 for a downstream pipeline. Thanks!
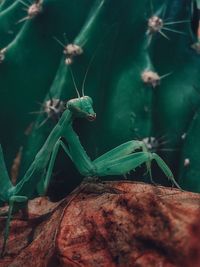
0;0;200;196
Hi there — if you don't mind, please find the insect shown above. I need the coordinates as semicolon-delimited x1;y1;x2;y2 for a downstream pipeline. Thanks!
0;74;180;256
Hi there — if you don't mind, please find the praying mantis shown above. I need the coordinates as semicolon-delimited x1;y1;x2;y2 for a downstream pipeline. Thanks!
0;86;180;256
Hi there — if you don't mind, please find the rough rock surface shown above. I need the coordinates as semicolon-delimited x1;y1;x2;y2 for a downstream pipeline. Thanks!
0;181;200;267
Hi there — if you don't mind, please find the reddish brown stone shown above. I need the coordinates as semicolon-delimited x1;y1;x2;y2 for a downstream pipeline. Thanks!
0;181;200;267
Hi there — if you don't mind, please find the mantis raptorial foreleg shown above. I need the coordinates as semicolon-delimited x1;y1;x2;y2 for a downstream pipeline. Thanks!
41;127;96;193
41;139;72;193
0;96;96;256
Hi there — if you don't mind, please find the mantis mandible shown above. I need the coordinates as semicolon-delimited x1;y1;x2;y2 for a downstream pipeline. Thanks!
0;64;180;256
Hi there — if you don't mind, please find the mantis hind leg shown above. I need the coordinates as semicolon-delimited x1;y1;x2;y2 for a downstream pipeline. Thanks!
95;152;153;176
93;140;144;165
94;151;180;189
152;153;181;189
93;141;153;182
1;196;28;257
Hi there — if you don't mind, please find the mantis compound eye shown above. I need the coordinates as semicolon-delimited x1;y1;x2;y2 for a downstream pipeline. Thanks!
87;113;96;122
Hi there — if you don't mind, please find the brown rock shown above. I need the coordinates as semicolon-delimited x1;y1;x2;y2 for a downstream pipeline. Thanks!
0;181;200;267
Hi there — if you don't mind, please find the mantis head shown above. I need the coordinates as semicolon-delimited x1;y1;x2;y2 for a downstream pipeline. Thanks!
67;96;96;121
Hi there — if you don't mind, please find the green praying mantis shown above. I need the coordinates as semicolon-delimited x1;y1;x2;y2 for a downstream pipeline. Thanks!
0;65;181;256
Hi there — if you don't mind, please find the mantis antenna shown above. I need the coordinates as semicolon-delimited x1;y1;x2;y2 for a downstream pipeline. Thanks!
69;66;81;98
53;36;81;98
81;47;99;96
81;32;112;96
54;29;111;97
